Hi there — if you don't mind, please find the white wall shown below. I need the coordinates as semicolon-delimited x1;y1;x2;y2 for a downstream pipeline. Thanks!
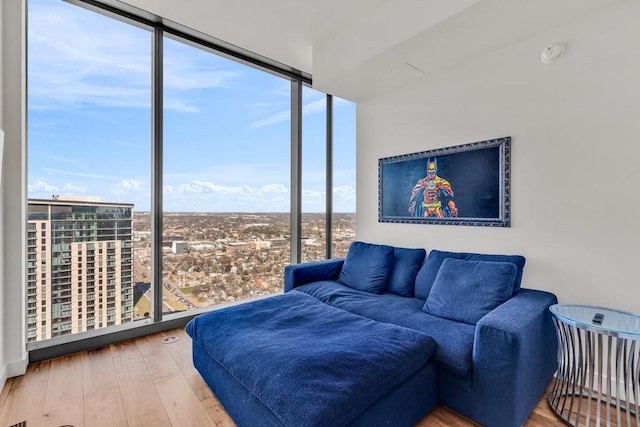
0;0;27;389
356;1;640;312
0;0;5;388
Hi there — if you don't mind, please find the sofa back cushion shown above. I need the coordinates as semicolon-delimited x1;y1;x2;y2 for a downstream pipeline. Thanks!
414;249;526;299
422;258;517;325
386;247;427;297
338;241;394;293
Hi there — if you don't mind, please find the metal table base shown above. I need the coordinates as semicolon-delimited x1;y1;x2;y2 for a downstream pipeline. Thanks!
548;305;640;427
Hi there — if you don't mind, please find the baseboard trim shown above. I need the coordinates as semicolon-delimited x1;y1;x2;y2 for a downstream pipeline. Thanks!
2;353;28;385
0;363;7;392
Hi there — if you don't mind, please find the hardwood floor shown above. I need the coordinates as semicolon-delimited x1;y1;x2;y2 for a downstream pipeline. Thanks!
0;328;563;426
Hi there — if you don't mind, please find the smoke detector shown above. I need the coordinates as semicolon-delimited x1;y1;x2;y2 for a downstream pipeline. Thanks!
541;44;564;64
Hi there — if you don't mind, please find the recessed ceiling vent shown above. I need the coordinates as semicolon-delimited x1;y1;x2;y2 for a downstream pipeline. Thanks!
404;62;425;74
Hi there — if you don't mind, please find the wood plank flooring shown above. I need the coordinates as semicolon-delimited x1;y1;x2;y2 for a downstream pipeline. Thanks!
0;328;563;426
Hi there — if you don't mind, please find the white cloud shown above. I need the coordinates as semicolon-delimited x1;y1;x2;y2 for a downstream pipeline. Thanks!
163;57;238;91
28;179;59;193
110;180;146;199
303;98;327;115
163;180;290;211
113;179;145;191
28;3;151;110
175;180;252;195
42;168;112;180
301;189;327;212
163;100;199;113
259;184;288;194
333;185;355;199
250;98;328;128
333;97;350;107
250;110;290;128
163;181;354;212
333;185;356;212
28;1;239;112
302;189;326;198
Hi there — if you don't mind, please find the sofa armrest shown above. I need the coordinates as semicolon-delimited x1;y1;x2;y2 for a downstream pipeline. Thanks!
283;258;345;292
471;288;558;426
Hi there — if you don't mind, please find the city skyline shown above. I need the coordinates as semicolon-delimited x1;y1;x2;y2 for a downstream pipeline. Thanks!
27;0;356;213
27;196;355;342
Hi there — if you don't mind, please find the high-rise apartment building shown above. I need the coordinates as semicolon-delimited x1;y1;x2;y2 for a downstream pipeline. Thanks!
27;197;135;342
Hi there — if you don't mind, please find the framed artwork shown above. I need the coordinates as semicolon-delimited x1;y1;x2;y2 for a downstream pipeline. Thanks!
378;136;510;227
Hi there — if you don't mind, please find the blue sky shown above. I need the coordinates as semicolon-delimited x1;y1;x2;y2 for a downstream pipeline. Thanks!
27;0;356;213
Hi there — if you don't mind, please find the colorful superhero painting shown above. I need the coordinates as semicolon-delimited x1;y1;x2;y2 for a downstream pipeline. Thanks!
408;157;458;218
378;137;510;227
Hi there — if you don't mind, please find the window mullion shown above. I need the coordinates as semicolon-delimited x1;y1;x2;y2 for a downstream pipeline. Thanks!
151;27;164;322
325;94;333;259
290;80;302;264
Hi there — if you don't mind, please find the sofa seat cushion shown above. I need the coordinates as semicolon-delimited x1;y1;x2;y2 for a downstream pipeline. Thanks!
297;281;476;377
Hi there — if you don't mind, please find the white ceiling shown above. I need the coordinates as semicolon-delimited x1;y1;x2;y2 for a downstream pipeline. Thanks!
118;0;621;101
117;0;387;73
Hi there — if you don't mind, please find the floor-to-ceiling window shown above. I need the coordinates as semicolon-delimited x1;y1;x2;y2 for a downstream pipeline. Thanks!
301;87;327;261
26;0;356;351
27;0;152;342
161;36;291;314
332;97;357;258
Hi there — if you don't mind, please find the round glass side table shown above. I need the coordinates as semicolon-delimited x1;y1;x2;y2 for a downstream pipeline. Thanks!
548;304;640;426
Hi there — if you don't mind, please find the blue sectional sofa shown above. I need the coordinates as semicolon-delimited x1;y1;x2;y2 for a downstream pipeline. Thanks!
187;242;558;427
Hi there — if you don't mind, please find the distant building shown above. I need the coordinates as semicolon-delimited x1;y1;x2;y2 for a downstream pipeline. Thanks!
190;243;217;251
162;235;183;248
27;197;134;342
251;240;271;250
133;230;151;242
227;242;252;252
51;194;101;203
302;238;319;246
172;241;190;254
269;238;288;246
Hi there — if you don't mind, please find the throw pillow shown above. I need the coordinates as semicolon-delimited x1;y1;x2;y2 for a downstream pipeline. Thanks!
386;247;426;297
414;249;526;299
338;241;394;294
422;258;517;325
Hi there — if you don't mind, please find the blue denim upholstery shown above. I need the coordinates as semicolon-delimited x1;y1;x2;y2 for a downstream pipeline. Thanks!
284;248;558;427
191;338;439;427
414;249;527;299
337;241;395;293
184;244;558;427
283;258;344;292
440;289;558;427
296;281;475;376
423;259;517;325
386;247;426;297
187;290;439;426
